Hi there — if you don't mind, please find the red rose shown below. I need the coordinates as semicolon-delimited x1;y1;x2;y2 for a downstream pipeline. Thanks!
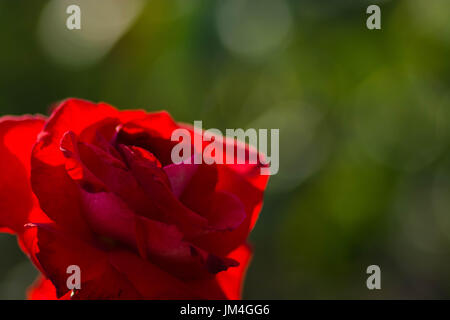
0;98;269;299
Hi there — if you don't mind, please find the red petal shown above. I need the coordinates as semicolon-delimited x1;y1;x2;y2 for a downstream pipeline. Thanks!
163;161;199;198
177;163;218;215
187;244;252;300
177;124;269;255
25;223;219;299
0;116;48;234
165;162;246;232
24;224;142;299
200;191;246;231
119;144;209;238
216;244;252;300
30;99;146;236
180;122;270;189
116;112;180;166
79;189;237;279
193;166;265;256
27;275;71;300
108;250;200;299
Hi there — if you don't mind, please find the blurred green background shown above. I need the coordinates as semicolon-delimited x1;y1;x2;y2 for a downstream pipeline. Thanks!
1;0;450;299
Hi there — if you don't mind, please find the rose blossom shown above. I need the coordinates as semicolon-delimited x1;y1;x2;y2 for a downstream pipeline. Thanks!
0;98;269;299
